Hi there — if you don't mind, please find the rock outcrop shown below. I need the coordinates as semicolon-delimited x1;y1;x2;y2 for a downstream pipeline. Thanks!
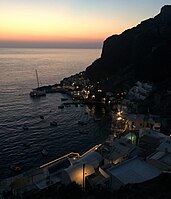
86;5;171;83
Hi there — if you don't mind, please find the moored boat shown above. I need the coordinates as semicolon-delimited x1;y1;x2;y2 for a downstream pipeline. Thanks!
10;164;21;172
50;121;58;126
30;69;46;98
78;120;87;125
58;105;64;109
79;129;88;134
22;124;29;130
41;148;48;157
40;115;45;120
93;117;101;122
61;98;68;101
23;142;31;148
30;89;46;97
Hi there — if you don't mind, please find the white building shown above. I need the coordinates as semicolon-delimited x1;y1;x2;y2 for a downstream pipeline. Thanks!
147;139;171;171
61;151;103;186
127;81;153;101
103;157;161;190
100;138;138;165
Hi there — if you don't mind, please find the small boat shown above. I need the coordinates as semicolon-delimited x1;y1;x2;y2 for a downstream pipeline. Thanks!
61;98;68;101
79;129;88;134
65;104;71;107
42;148;48;157
30;89;46;97
10;164;21;172
58;105;64;109
23;124;29;130
30;69;46;98
93;118;101;122
23;143;31;148
78;121;87;125
50;121;58;126
40;115;44;120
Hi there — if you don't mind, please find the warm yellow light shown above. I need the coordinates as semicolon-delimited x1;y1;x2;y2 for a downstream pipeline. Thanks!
92;95;95;99
117;117;122;121
117;111;123;116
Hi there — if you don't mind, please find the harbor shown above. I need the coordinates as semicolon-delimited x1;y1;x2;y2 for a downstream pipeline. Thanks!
1;113;171;199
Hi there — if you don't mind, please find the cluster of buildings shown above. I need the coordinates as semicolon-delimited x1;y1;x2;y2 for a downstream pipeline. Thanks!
127;81;153;101
61;72;92;100
1;74;170;198
61;72;153;104
61;72;114;102
1;117;171;198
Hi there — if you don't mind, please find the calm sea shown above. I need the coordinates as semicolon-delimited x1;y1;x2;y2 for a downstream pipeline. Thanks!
0;48;111;180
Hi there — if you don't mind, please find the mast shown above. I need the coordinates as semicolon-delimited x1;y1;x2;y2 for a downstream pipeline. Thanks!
35;69;39;88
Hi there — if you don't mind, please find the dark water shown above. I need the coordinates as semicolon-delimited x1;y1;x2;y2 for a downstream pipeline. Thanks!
0;48;111;180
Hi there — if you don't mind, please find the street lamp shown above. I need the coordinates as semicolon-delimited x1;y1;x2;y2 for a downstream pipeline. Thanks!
83;164;85;191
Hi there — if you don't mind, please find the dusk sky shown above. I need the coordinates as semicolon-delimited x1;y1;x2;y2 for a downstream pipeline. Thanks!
0;0;171;48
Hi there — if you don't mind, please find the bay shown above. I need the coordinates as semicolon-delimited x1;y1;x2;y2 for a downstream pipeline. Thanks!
0;48;110;180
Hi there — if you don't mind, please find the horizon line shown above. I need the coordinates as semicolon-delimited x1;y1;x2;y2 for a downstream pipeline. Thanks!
0;46;101;49
0;40;103;49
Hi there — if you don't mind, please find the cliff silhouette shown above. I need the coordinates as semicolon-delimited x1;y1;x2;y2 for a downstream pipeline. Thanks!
85;5;171;115
86;5;171;83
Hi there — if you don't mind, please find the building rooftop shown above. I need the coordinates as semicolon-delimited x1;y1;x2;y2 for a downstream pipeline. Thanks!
158;139;171;153
87;171;109;188
107;157;161;185
148;150;171;167
101;138;136;161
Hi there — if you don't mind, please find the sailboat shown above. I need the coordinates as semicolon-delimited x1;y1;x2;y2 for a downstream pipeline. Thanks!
30;69;46;97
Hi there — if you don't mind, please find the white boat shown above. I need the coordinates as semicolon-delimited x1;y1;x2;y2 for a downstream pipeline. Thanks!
30;89;46;97
30;69;46;97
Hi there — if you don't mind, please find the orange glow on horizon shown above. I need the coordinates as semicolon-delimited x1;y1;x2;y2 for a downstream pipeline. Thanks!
0;31;108;43
0;1;139;46
0;3;128;44
0;25;128;43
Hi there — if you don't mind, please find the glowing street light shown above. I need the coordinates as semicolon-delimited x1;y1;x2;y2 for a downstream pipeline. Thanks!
83;164;85;191
117;116;122;121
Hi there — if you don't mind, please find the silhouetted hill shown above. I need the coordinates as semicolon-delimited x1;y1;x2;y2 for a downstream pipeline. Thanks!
86;5;171;83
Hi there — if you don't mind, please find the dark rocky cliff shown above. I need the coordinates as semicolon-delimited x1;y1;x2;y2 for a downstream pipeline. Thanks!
86;5;171;83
